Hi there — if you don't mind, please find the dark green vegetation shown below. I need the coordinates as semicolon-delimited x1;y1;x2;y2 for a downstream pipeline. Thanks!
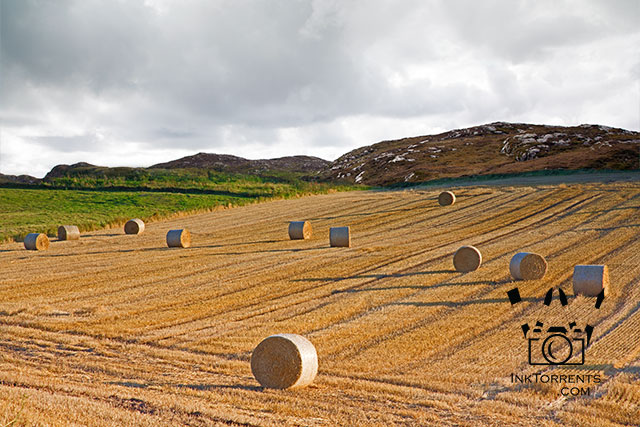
41;166;339;197
0;168;361;242
389;168;640;189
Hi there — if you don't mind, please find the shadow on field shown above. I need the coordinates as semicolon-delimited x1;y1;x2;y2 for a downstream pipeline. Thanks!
295;269;457;283
198;239;284;248
578;223;640;232
35;247;177;258
28;239;326;257
584;206;640;214
331;279;506;294
308;207;423;221
176;383;262;392
108;381;149;389
392;296;546;307
207;247;326;256
109;381;263;392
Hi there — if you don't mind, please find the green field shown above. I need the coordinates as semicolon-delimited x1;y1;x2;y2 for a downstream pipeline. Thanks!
0;169;360;242
39;167;323;195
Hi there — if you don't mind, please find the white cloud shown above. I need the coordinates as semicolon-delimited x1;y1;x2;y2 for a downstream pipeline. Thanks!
0;0;638;177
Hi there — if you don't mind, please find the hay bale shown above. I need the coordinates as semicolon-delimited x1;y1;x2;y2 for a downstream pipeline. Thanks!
453;245;482;272
57;225;80;241
251;333;318;389
438;191;456;206
288;221;312;240
124;218;145;235
573;265;609;297
509;252;547;280
166;229;191;248
24;233;50;251
329;226;351;247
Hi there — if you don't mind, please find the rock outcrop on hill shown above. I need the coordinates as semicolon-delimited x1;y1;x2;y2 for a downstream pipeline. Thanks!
323;122;639;185
12;122;640;187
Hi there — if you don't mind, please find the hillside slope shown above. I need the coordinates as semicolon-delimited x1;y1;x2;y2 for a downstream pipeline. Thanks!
42;155;330;183
9;122;639;188
0;172;40;185
325;122;640;185
150;153;329;174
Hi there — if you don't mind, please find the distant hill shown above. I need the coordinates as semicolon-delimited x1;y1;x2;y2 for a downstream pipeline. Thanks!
41;154;330;183
0;172;41;185
7;122;639;188
323;122;640;185
150;153;330;174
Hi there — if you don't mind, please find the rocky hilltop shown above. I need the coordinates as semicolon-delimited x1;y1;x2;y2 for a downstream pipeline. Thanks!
5;122;639;187
324;122;640;185
150;153;329;174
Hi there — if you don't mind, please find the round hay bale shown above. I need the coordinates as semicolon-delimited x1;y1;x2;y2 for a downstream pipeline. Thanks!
573;265;609;297
124;218;145;235
509;252;547;280
288;221;312;240
438;191;456;206
166;229;191;248
57;225;80;241
251;334;318;389
329;226;351;248
453;245;482;272
24;233;50;251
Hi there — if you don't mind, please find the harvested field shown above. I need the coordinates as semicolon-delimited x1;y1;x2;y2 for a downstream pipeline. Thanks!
1;181;640;426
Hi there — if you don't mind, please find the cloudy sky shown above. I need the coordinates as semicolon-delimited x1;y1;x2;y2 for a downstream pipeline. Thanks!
1;0;638;177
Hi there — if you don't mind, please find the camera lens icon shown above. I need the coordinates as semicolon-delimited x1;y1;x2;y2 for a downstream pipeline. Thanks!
527;326;585;366
542;334;573;364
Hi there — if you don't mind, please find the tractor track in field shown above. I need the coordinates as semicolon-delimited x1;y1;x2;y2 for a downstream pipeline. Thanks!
275;192;602;338
86;189;531;334
315;193;628;362
392;192;640;369
2;181;639;426
7;190;593;353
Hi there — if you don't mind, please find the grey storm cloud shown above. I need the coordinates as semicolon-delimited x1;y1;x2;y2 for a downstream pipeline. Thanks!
1;0;639;176
3;0;375;125
28;134;102;153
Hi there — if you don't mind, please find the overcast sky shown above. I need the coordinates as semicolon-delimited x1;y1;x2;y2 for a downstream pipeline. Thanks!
1;0;639;177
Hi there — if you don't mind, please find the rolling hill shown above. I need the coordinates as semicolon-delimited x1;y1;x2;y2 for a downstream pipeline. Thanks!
43;154;330;182
150;153;329;174
3;122;638;188
324;122;640;185
0;172;41;185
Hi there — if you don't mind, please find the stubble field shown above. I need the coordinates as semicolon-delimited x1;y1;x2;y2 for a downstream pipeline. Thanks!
1;181;639;426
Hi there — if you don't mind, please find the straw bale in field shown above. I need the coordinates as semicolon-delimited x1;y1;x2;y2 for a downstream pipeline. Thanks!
57;225;80;241
251;334;318;389
453;245;482;272
166;229;191;248
330;226;351;247
573;265;609;296
124;218;145;235
509;252;547;280
438;191;456;206
289;221;312;240
24;233;49;251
